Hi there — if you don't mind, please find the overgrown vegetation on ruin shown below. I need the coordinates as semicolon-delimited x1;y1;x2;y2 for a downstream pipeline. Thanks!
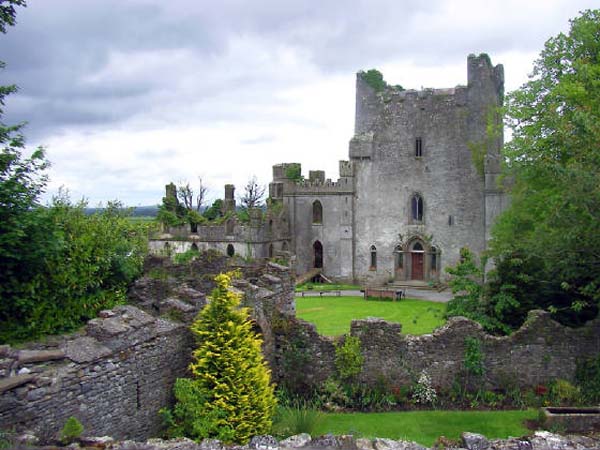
359;69;404;93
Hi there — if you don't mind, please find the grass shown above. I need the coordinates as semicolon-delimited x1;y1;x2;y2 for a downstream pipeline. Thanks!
296;296;446;336
314;410;536;446
295;282;361;292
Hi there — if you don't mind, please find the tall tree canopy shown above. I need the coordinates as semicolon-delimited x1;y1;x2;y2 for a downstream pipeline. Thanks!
486;9;600;330
0;1;149;343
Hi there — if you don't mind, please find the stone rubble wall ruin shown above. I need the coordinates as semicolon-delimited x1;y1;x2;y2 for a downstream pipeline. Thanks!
1;255;599;442
0;256;294;442
272;311;600;392
0;306;192;442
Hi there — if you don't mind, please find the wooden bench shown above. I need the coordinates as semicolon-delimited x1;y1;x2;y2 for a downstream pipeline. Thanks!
363;287;405;301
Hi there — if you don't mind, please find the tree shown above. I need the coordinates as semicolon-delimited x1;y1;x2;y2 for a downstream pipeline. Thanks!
177;177;207;212
164;272;276;443
202;198;224;221
0;0;25;33
241;175;265;209
486;9;600;329
0;0;150;343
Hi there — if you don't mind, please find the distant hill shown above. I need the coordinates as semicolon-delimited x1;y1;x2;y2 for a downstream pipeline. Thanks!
85;205;159;217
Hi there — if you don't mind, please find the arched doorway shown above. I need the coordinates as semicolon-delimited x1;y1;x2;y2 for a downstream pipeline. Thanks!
313;240;323;269
410;241;425;280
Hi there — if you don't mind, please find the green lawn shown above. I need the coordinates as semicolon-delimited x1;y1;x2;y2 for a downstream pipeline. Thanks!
314;410;536;447
295;282;361;292
296;296;446;336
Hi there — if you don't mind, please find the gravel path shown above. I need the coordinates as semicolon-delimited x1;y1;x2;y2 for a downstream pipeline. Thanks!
295;288;452;303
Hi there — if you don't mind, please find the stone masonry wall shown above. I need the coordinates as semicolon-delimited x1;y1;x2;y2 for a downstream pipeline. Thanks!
275;310;600;393
0;306;193;442
0;256;296;442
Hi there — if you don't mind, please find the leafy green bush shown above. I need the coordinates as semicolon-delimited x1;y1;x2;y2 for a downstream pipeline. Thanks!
164;272;277;444
173;248;200;265
60;416;84;444
284;164;303;181
576;354;600;403
335;335;364;382
549;379;580;405
0;193;148;343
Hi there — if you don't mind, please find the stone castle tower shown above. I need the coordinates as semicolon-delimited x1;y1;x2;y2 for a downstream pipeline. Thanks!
272;53;508;284
152;54;508;286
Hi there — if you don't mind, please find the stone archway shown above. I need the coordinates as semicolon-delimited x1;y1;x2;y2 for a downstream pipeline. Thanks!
313;240;323;269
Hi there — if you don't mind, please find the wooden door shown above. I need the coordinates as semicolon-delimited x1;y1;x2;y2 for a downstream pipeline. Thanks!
411;253;424;280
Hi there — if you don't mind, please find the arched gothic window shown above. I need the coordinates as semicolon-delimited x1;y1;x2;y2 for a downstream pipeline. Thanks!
394;245;403;269
226;244;235;257
412;242;424;251
411;194;423;222
431;246;438;272
370;245;377;269
312;200;323;224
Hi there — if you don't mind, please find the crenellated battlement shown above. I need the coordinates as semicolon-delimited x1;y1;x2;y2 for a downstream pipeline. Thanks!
271;160;355;196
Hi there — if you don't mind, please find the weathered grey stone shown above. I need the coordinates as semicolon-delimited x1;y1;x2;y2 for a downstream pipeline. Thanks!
13;431;39;446
87;316;131;339
279;433;312;448
17;366;31;375
62;336;112;363
25;387;46;401
373;438;427;450
199;438;224;450
489;437;532;450
112;437;201;449
311;434;341;448
462;433;490;450
164;298;196;313
356;438;375;450
80;435;115;446
249;435;278;450
0;373;35;393
18;349;66;364
0;345;10;357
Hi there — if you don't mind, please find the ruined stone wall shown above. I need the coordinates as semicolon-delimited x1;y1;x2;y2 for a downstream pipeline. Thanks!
0;306;193;441
274;311;600;393
0;257;296;442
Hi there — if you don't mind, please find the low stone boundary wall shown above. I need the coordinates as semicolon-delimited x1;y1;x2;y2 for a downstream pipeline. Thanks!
274;310;600;391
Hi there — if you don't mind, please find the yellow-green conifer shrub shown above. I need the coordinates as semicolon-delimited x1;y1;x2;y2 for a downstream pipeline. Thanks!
167;272;276;444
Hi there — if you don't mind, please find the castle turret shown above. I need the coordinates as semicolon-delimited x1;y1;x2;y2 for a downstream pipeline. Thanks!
224;184;236;213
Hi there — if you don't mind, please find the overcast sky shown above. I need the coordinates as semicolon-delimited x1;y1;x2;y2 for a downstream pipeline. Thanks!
1;0;598;207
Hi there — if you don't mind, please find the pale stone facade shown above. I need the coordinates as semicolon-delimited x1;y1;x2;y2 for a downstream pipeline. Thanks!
152;54;508;286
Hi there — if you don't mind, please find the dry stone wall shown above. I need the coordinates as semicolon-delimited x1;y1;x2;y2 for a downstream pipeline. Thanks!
0;306;192;441
2;252;599;442
274;310;600;392
0;256;296;442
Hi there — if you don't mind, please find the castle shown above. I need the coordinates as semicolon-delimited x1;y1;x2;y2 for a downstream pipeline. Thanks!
152;54;508;285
